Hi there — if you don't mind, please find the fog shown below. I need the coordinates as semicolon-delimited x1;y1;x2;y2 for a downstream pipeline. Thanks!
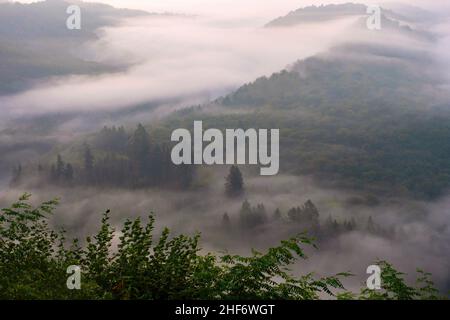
2;0;449;119
1;0;450;295
0;14;359;117
1;169;449;292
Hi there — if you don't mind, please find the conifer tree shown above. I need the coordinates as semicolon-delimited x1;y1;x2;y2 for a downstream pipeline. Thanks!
273;208;282;221
56;154;65;180
225;165;244;197
83;143;94;183
222;212;231;230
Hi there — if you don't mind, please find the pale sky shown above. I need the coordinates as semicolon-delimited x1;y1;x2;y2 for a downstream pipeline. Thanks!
10;0;450;21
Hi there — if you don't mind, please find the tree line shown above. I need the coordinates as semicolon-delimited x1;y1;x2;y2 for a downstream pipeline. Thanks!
12;125;196;190
222;198;394;239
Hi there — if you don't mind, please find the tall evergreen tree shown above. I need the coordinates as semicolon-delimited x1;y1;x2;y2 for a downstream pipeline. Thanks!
83;144;94;172
222;212;231;231
127;124;151;186
239;200;267;229
239;199;252;228
303;199;320;227
56;154;65;180
273;208;282;221
225;165;244;197
128;124;150;164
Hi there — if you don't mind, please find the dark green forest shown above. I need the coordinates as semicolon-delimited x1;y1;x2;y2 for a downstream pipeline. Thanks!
162;46;450;199
11;124;196;190
14;43;450;200
0;194;445;300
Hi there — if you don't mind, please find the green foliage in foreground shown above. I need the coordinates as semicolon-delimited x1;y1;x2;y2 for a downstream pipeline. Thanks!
0;194;446;300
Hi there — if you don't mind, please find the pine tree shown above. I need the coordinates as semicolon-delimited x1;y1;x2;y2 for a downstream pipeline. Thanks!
239;200;267;229
83;143;94;183
288;207;302;223
56;154;65;180
84;144;94;172
222;212;231;231
128;124;150;164
273;208;282;221
127;124;151;186
349;217;357;231
332;219;340;233
225;165;244;197
239;200;252;228
303;199;320;227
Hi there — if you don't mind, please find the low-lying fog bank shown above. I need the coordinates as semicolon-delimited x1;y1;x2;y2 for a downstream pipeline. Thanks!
1;169;449;292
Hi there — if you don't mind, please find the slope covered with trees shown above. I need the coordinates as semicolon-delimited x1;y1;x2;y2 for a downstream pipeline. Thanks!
158;42;450;199
12;124;195;190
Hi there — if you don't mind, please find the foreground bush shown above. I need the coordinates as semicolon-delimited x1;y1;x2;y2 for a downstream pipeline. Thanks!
0;194;446;300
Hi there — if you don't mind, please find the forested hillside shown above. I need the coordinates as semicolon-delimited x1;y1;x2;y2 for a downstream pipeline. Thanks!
9;2;450;199
158;42;450;199
11;124;195;190
20;47;450;198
